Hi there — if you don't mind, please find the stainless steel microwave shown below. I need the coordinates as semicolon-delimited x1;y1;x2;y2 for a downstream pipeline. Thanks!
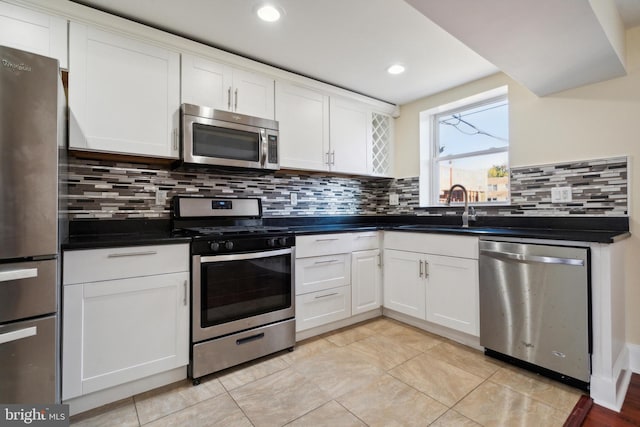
181;103;279;171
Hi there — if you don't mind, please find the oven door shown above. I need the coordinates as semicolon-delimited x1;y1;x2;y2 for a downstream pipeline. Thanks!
192;247;294;342
183;113;266;169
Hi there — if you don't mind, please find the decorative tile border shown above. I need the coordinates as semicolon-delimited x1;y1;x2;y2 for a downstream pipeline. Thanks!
62;155;628;219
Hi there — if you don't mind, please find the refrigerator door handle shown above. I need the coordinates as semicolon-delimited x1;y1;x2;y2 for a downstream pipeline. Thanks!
0;326;37;345
0;268;38;283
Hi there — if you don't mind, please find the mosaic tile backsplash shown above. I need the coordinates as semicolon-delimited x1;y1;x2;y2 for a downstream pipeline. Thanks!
62;155;628;219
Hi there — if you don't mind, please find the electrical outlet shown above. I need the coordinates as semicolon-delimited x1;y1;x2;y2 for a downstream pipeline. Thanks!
155;190;167;205
551;187;572;203
290;192;298;206
389;193;399;206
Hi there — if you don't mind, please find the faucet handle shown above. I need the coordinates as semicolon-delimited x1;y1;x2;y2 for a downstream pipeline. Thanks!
469;206;477;220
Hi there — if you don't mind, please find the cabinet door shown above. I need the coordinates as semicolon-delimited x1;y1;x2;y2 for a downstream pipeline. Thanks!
69;22;180;158
181;53;232;111
62;272;189;399
383;249;426;319
329;97;369;175
232;68;274;119
352;249;381;315
370;112;394;177
0;2;67;68
295;285;351;332
425;254;479;336
276;81;329;171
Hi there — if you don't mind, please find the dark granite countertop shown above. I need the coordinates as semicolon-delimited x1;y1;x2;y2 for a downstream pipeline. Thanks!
62;219;191;250
62;215;630;250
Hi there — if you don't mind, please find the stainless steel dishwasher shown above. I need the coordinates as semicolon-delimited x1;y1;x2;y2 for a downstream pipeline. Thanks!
479;239;590;390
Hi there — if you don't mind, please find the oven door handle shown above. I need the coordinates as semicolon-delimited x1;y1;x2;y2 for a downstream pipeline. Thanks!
200;247;293;263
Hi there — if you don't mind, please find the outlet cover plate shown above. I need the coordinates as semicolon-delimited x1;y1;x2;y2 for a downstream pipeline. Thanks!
389;193;399;206
551;187;572;203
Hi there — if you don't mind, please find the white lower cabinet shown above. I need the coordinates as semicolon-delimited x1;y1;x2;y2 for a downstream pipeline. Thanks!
295;285;351;331
383;249;426;319
352;249;381;315
424;254;479;336
383;232;480;337
295;254;350;295
295;234;353;332
295;232;382;333
62;244;189;400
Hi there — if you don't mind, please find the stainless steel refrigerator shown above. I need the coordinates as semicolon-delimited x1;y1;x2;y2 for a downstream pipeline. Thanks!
0;45;63;403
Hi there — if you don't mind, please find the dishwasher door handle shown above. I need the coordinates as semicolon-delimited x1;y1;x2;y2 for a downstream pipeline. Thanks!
480;249;584;266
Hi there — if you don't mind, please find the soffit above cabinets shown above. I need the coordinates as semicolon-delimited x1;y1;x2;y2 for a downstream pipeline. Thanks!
69;0;499;105
49;0;640;103
405;0;633;96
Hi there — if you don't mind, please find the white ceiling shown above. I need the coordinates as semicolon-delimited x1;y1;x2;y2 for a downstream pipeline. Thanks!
73;0;640;105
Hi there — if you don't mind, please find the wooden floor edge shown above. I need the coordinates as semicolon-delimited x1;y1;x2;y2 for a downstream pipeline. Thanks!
564;395;594;427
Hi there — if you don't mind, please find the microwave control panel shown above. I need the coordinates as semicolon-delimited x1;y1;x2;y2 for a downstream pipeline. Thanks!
268;135;278;163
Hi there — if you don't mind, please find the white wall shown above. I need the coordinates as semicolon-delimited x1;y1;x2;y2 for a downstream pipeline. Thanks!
395;26;640;345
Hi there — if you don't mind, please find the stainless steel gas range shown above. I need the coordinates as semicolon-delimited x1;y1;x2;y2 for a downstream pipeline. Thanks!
172;197;295;384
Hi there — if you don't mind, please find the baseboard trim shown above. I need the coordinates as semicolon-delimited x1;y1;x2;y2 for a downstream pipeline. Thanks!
295;309;382;341
64;367;187;416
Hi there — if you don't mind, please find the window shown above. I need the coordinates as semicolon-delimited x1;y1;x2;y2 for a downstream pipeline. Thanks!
419;87;509;207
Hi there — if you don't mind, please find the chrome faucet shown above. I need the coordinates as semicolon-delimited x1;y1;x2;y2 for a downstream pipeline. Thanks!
445;184;476;228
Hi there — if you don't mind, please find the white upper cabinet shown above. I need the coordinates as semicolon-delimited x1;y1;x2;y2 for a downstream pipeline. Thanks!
68;22;180;158
182;53;274;120
276;81;330;171
0;2;68;68
277;85;394;177
370;112;394;177
329;97;370;175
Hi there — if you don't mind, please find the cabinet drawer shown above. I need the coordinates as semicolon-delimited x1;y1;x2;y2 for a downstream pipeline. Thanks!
296;233;352;258
384;232;478;259
63;244;189;284
295;285;351;331
351;231;379;252
295;254;350;295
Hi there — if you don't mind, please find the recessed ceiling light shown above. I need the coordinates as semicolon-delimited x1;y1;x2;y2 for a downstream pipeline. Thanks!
387;64;406;75
257;4;281;22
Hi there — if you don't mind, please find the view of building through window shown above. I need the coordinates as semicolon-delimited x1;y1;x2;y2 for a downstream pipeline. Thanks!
433;95;509;205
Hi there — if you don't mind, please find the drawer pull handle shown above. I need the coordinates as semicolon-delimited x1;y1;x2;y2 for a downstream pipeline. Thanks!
356;235;375;239
314;259;339;265
419;260;423;278
236;333;264;345
0;268;37;283
315;238;339;242
315;292;338;299
107;251;158;258
0;326;37;345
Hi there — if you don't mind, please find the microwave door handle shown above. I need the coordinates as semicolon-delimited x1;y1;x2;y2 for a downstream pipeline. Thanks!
260;129;267;166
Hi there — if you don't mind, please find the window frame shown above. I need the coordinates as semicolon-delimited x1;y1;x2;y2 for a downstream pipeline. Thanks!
419;86;510;207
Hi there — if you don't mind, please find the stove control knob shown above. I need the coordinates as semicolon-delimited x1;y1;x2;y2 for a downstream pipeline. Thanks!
278;237;288;246
225;241;234;250
267;238;277;247
210;242;220;252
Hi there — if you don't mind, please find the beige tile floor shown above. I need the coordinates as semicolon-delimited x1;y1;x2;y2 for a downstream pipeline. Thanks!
70;317;584;427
